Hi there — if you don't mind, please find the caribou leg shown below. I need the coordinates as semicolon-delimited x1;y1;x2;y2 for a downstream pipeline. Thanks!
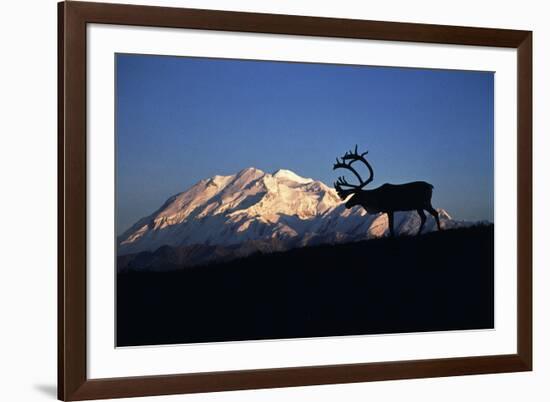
426;205;441;231
417;209;426;235
387;211;395;237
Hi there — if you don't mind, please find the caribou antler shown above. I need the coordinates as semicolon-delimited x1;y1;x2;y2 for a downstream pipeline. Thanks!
332;145;375;200
333;145;374;192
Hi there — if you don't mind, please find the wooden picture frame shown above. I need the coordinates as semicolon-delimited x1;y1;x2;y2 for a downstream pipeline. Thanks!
58;1;532;400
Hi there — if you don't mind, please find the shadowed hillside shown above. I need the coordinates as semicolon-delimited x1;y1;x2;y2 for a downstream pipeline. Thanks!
117;225;494;347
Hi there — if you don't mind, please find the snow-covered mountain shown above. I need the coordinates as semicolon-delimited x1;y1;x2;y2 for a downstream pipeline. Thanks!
117;167;478;269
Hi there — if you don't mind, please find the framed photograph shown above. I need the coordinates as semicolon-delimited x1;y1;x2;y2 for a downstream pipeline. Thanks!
58;1;532;400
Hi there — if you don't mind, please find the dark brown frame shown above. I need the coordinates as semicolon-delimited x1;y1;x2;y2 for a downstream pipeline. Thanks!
58;1;532;400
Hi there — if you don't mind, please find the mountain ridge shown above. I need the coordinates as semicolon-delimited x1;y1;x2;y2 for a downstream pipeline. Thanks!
117;167;482;267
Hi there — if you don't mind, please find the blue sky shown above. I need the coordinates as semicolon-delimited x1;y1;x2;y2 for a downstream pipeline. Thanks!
116;54;494;234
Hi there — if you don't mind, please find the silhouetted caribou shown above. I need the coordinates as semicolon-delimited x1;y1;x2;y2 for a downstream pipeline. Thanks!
333;146;441;236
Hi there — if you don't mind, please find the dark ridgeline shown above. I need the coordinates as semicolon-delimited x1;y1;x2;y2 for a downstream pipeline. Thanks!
333;145;441;236
117;225;494;347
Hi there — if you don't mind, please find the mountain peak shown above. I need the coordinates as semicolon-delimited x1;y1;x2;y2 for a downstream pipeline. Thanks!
233;167;265;184
273;169;313;184
237;167;264;175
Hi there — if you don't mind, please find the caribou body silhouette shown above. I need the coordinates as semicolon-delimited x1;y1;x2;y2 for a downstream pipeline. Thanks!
333;146;441;236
